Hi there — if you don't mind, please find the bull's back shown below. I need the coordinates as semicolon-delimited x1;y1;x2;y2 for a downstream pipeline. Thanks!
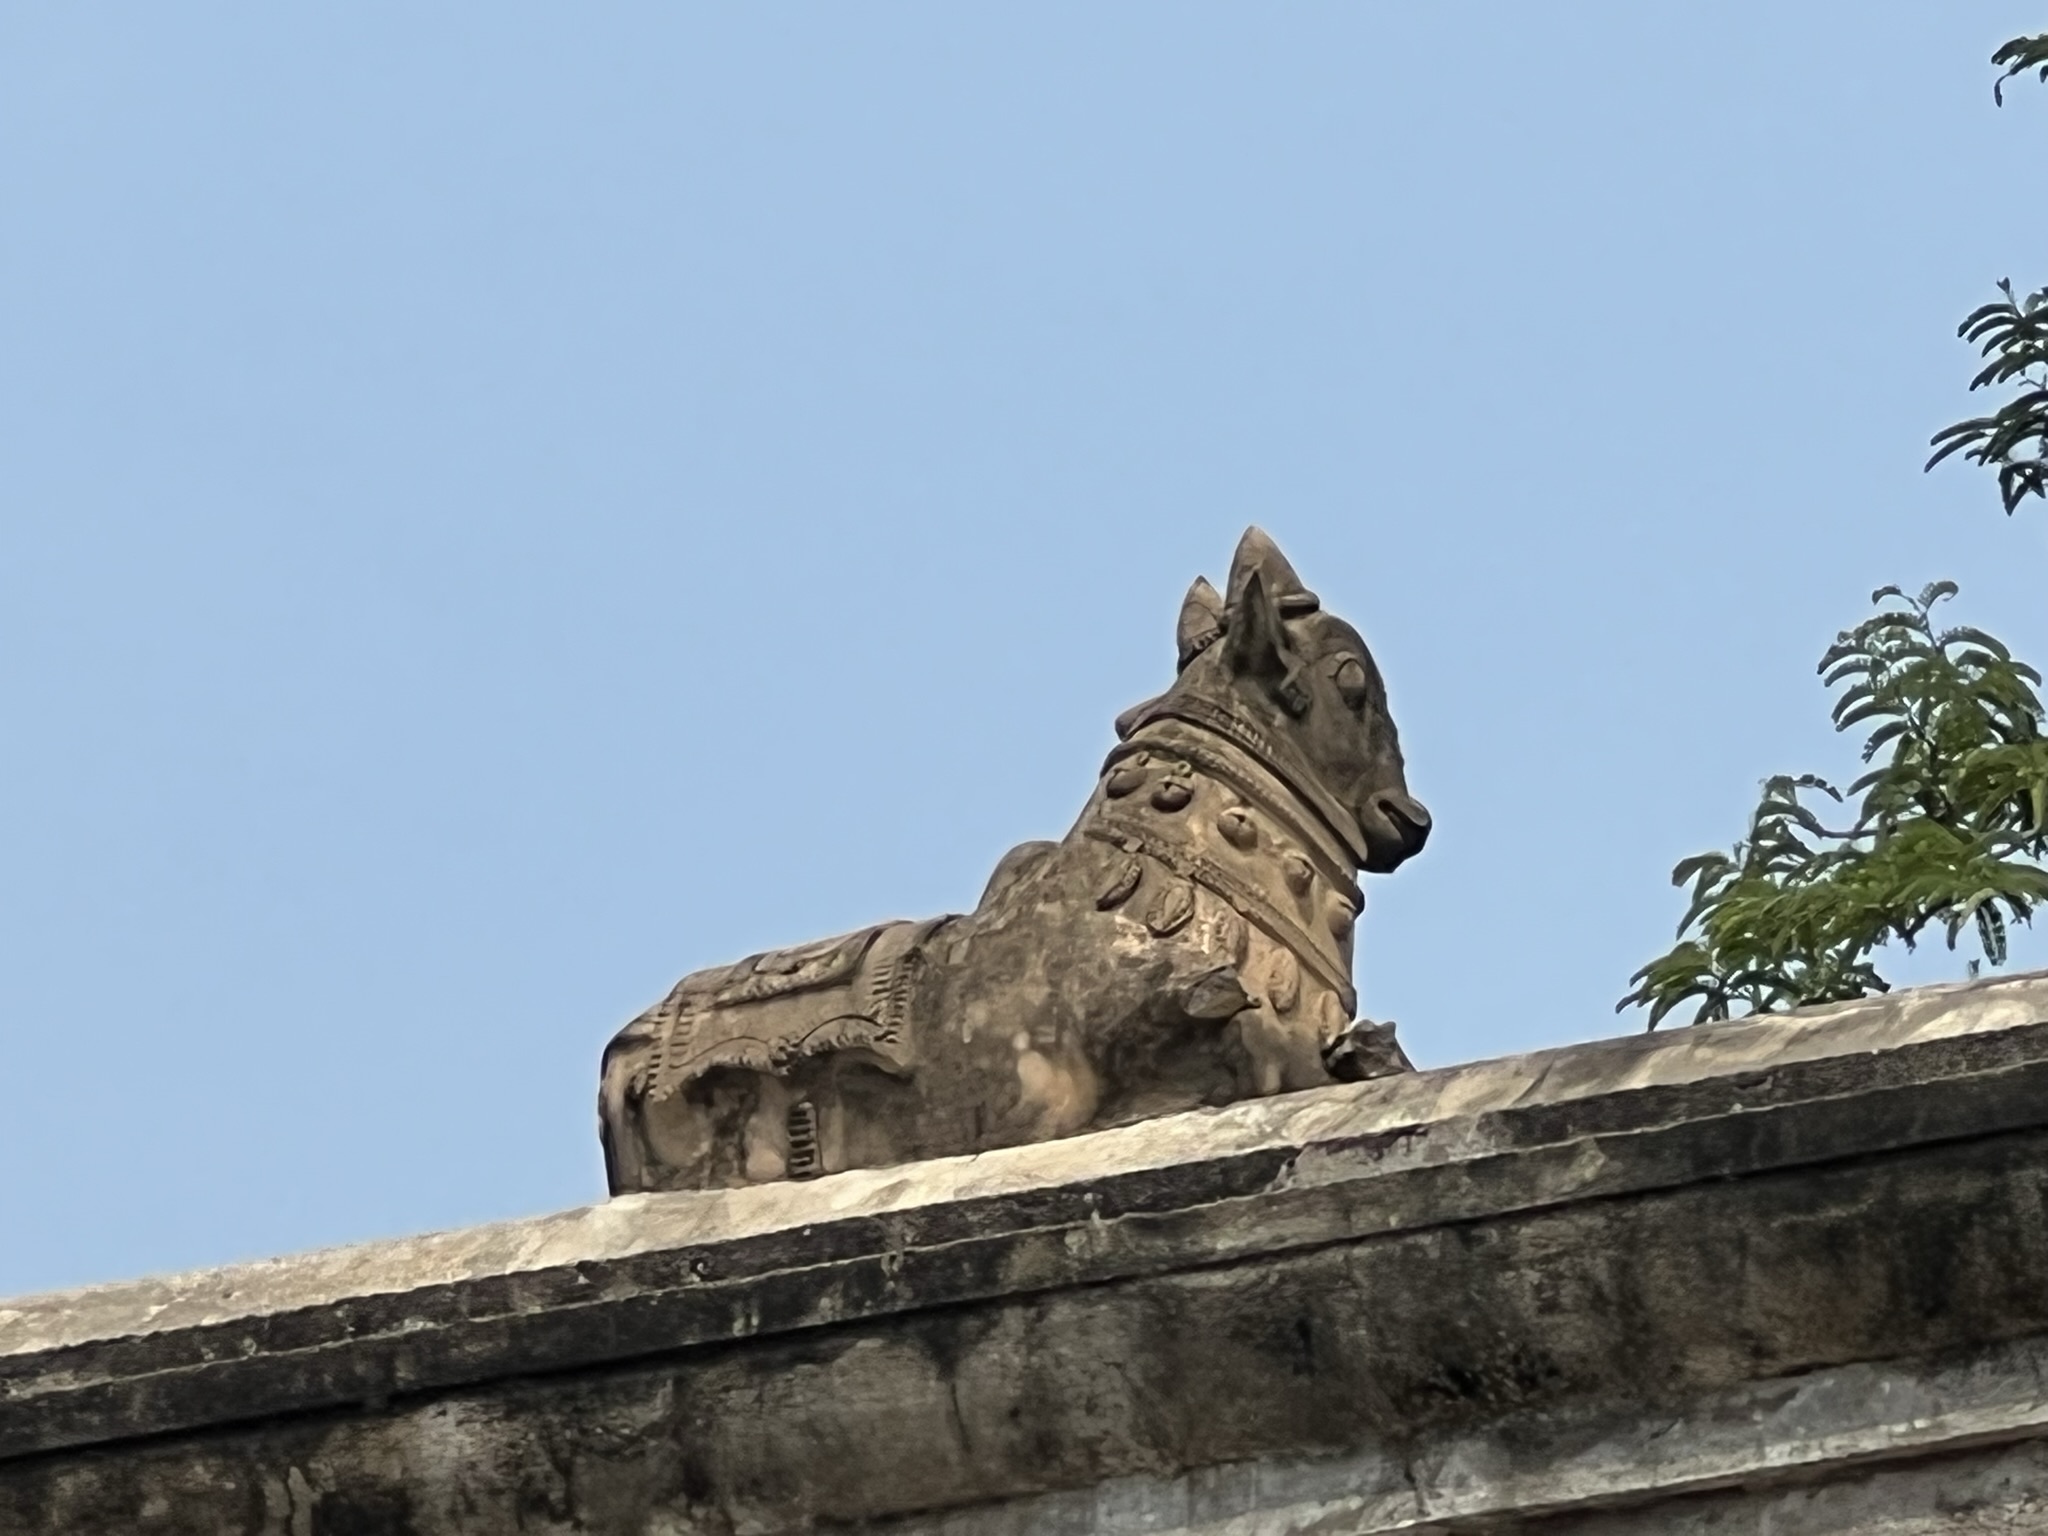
599;918;952;1191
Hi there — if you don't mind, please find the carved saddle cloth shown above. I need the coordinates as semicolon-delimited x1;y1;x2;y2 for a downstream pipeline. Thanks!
633;918;949;1102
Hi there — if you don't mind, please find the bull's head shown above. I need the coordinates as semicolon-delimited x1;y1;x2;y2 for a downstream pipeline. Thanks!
1120;527;1430;875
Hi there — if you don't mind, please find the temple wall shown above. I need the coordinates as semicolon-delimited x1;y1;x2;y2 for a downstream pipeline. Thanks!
6;971;2048;1534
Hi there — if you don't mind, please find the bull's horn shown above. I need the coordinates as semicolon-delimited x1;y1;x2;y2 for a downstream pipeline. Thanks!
1226;527;1319;616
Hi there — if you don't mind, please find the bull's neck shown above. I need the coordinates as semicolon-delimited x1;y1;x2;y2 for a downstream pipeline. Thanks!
1108;690;1371;873
1101;718;1361;903
1081;718;1363;1012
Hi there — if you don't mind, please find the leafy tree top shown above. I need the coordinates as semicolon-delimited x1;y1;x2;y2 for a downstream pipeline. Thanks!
1926;32;2048;516
1993;32;2048;104
1621;583;2048;1029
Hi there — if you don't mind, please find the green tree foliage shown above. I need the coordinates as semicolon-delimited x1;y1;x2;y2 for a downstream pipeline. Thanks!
1620;585;2048;1027
1622;31;2048;1028
1926;280;2048;514
1992;32;2048;104
1926;33;2048;516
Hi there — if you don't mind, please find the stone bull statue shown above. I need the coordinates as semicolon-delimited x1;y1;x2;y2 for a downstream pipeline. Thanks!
600;529;1430;1192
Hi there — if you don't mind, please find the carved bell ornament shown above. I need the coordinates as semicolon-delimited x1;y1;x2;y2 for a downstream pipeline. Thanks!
1104;758;1150;799
1149;760;1195;812
1218;806;1258;850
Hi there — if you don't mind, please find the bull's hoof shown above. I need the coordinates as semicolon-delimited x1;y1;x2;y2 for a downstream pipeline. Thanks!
1322;1018;1413;1082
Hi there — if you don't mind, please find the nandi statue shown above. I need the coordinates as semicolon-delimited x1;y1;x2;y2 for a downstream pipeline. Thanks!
600;529;1430;1192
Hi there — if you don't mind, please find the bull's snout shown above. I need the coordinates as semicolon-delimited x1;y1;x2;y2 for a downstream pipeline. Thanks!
1357;789;1431;874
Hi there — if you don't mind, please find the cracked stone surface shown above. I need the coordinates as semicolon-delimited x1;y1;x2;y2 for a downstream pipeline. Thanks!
5;970;2048;1533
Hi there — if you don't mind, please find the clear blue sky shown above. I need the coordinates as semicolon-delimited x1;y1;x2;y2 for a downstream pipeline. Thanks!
3;5;2045;1296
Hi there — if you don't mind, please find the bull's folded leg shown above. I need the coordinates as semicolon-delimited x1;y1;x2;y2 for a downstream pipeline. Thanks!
1228;999;1334;1096
1177;964;1252;1022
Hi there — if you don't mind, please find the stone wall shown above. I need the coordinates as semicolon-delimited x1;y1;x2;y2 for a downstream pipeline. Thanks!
5;972;2048;1533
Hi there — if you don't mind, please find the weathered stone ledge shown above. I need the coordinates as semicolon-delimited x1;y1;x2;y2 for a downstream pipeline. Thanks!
4;971;2048;1533
885;1328;2048;1534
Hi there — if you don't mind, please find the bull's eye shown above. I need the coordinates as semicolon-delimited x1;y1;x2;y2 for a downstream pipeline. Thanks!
1333;656;1370;710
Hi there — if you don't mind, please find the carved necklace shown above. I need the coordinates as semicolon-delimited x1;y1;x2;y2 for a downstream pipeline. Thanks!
1109;693;1373;870
1084;707;1364;1017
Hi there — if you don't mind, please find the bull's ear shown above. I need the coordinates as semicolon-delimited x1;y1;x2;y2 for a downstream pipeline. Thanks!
1225;568;1310;715
1176;576;1224;670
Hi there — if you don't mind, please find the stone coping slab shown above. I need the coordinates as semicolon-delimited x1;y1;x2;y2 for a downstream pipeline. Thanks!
879;1326;2048;1534
4;969;2047;1463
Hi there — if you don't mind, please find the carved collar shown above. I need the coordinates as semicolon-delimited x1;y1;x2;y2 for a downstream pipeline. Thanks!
1106;693;1373;871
